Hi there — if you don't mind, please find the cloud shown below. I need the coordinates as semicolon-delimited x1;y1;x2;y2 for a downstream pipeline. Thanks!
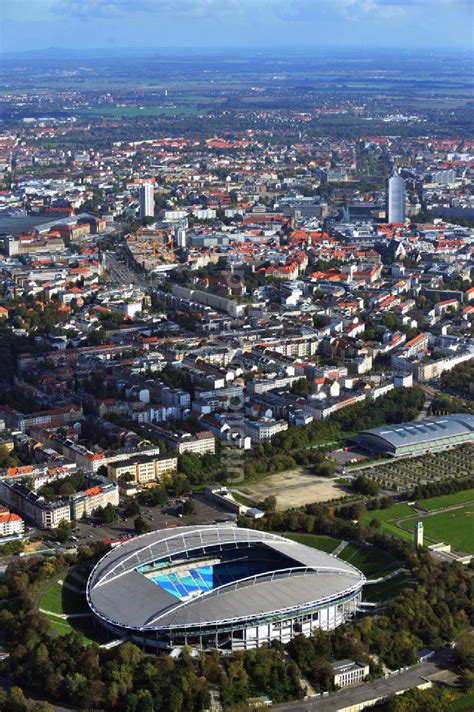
51;0;243;21
50;0;473;24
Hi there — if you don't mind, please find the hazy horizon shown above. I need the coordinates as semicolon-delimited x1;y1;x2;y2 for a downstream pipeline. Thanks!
1;0;473;54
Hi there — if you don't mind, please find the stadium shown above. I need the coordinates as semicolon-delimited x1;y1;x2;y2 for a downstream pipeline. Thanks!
357;413;474;458
87;526;365;651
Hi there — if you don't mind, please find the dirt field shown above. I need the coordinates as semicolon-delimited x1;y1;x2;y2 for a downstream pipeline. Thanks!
239;469;349;510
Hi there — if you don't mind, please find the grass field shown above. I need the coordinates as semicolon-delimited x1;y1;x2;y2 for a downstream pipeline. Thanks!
43;612;98;643
361;503;416;542
339;544;400;579
38;570;99;644
72;105;205;118
418;488;474;511
363;573;410;603
359;492;474;552
40;580;90;616
283;533;341;553
287;533;409;602
402;505;474;554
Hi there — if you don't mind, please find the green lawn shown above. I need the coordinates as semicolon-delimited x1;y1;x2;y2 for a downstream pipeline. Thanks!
446;692;474;711
283;533;341;553
279;533;409;602
339;544;400;578
39;574;100;645
402;505;474;554
362;503;415;525
40;580;89;616
359;491;474;549
418;488;474;511
361;503;416;542
363;572;410;603
43;612;98;645
72;105;205;117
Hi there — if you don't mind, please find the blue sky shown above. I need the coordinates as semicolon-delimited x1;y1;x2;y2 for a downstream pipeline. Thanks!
1;0;472;53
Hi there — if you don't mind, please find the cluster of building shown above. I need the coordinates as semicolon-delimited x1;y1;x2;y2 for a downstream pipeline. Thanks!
0;92;472;540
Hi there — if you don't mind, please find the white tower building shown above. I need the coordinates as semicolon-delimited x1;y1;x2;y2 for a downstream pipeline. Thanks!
387;171;406;224
139;182;155;220
414;521;424;548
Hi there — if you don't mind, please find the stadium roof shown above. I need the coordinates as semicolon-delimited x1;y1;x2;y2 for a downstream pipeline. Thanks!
357;413;474;456
87;526;364;632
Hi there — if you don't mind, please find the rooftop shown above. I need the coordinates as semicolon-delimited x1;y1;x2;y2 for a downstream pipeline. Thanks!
359;413;474;450
87;526;364;631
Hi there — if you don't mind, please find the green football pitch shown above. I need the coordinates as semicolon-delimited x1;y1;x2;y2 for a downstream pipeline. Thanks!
402;505;474;554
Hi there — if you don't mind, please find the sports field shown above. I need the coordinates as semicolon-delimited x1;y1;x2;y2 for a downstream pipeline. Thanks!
360;491;474;554
418;488;474;512
402;505;474;554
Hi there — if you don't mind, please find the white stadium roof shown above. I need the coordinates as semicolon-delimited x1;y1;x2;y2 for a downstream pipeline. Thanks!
87;526;364;632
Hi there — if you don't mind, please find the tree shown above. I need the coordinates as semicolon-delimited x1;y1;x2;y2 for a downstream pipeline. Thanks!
461;668;474;693
55;519;73;543
353;475;379;496
182;499;195;515
119;472;135;483
455;632;474;670
261;495;277;513
95;502;118;525
123;498;141;517
5;687;28;712
290;378;310;397
134;516;150;534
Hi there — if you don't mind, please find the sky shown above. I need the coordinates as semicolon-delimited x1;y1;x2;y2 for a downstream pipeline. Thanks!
1;0;473;54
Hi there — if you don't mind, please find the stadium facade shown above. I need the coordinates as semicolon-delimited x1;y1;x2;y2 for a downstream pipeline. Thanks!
87;526;365;651
357;413;474;458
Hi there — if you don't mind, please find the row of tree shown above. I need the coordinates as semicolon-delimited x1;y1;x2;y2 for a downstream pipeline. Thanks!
411;472;474;502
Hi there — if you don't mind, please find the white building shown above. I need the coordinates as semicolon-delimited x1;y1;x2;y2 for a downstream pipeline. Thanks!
387;171;406;224
333;660;370;688
139;183;155;220
243;418;288;443
0;510;25;537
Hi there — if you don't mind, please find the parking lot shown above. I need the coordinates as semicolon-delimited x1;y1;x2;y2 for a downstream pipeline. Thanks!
17;496;234;552
65;496;232;544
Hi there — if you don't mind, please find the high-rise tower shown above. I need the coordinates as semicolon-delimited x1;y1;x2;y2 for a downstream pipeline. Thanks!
139;182;155;220
387;171;406;224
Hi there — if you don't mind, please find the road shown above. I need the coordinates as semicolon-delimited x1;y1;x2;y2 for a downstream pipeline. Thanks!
274;648;455;711
104;250;149;289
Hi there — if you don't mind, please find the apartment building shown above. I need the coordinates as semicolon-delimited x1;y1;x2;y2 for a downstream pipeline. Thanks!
107;454;178;485
247;375;302;396
0;475;119;528
243;418;288;443
0;481;71;528
0;510;25;537
70;481;119;519
153;429;216;455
